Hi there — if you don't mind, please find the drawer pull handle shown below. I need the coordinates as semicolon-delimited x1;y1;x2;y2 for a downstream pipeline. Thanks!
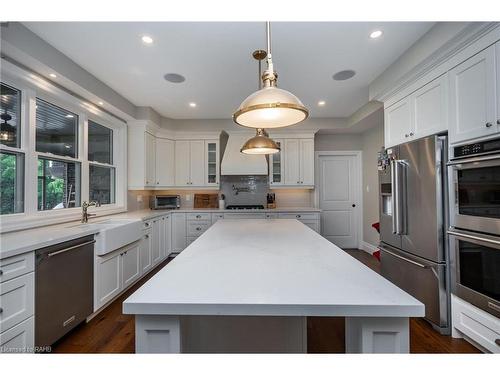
0;269;3;276
196;215;201;218
495;339;500;346
486;122;493;128
196;227;201;231
0;307;3;314
296;215;301;218
48;239;96;257
145;234;149;239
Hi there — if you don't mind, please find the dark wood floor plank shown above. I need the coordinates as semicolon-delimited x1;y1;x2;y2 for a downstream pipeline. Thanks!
52;251;480;354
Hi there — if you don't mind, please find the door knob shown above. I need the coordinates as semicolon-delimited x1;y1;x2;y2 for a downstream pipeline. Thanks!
486;122;493;128
352;204;356;207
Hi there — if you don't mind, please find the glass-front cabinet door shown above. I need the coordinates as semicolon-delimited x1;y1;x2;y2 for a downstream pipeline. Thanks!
269;139;284;185
205;140;219;186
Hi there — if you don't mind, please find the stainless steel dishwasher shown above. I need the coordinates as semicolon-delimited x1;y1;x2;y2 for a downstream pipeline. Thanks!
35;235;95;347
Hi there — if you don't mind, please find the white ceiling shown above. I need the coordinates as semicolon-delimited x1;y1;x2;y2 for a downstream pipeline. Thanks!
24;22;434;120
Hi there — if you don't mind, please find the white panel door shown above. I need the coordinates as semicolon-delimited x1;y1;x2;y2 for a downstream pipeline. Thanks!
156;138;175;186
412;74;448;139
318;154;359;249
121;241;141;289
145;132;156;187
385;98;412;147
95;250;122;310
151;219;161;265
190;140;205;186
175;140;191;186
300;139;315;185
449;45;497;143
284;139;300;185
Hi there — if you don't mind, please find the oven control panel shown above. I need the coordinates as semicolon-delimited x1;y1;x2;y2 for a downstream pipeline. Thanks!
453;138;500;158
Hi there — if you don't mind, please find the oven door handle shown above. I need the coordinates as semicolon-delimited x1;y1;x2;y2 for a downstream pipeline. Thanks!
448;229;500;247
448;153;500;166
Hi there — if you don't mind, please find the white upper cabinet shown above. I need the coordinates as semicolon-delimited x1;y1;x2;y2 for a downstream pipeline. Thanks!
300;139;315;186
283;138;314;187
189;140;205;186
413;74;448;139
145;132;156;187
174;140;191;186
175;139;218;187
205;140;220;187
385;97;412;148
284;139;300;185
385;74;448;147
449;44;498;144
155;138;175;187
269;139;284;185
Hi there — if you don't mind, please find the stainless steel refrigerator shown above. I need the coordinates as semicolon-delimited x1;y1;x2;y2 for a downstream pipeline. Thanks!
378;134;450;333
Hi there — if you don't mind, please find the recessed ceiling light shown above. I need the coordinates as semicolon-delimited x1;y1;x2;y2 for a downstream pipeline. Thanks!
49;73;57;78
333;70;356;81
141;35;153;45
370;30;383;39
98;101;104;106
189;102;197;108
65;114;74;118
318;100;326;107
164;73;186;83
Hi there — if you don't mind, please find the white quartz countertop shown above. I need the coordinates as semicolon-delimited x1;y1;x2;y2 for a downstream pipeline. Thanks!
0;207;320;259
123;219;424;317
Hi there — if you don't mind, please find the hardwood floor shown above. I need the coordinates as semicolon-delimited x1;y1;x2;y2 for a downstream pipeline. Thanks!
51;251;480;354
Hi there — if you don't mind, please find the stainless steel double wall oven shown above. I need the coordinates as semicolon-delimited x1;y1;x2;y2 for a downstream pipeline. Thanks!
448;137;500;318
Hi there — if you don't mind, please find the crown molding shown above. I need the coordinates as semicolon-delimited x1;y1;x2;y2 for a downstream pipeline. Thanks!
373;22;500;104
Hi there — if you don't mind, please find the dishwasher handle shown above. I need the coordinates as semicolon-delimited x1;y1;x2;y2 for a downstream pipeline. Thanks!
47;239;96;258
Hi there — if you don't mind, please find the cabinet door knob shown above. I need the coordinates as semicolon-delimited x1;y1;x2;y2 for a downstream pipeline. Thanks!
0;307;3;313
495;339;500;346
0;269;3;276
405;134;409;138
497;119;500;125
486;122;493;128
145;234;149;239
352;204;356;207
409;132;414;136
196;215;201;218
296;215;301;218
196;227;201;231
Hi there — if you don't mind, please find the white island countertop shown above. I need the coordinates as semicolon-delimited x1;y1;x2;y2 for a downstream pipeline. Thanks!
123;219;424;318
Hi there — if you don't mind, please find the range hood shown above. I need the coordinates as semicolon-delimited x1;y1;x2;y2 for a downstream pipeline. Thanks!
220;133;268;175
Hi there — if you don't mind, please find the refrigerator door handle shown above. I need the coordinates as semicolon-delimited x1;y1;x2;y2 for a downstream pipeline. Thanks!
391;159;407;235
379;245;428;269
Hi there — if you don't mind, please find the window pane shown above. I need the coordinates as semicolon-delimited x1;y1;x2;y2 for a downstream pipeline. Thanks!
36;98;78;158
88;120;113;164
0;83;21;148
0;151;24;215
89;165;115;204
37;157;81;210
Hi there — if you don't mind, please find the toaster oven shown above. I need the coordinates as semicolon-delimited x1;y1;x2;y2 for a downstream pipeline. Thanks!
150;195;180;210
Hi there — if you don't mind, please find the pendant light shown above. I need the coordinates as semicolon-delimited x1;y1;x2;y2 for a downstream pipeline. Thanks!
240;50;280;155
233;22;308;129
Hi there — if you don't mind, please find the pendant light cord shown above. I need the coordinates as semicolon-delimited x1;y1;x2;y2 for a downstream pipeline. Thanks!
266;21;274;76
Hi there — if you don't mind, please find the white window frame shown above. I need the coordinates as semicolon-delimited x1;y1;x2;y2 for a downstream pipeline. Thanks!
0;64;127;233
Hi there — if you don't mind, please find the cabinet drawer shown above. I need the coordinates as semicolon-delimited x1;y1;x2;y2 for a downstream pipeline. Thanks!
278;212;319;220
187;212;211;221
211;213;224;224
224;213;266;220
452;295;500;353
0;252;35;283
186;221;211;237
0;316;34;353
0;272;35;333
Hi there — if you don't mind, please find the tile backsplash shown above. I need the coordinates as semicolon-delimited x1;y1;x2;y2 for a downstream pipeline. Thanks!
220;175;269;206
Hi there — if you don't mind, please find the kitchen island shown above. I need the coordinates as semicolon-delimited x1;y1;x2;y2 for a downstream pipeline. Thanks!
123;219;424;353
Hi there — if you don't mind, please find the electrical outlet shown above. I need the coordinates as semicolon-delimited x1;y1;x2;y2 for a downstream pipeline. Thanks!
137;195;143;203
185;194;191;201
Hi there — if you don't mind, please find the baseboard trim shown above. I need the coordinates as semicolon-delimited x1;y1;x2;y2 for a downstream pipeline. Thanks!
361;241;378;255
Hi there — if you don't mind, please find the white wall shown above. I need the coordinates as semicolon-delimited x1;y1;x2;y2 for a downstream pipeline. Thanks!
315;134;362;151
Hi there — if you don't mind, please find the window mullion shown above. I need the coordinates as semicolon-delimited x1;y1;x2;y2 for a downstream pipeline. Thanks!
24;89;38;217
81;114;89;204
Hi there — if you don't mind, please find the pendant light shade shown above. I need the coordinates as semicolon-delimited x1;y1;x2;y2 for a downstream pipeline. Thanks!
0;113;15;142
233;22;308;129
233;87;308;128
240;128;280;155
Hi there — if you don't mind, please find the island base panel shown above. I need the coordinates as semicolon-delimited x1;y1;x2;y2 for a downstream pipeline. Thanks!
345;317;409;353
135;315;307;353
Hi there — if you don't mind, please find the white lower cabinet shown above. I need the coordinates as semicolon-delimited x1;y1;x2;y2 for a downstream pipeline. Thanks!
452;294;500;353
140;228;152;274
94;240;141;311
0;272;35;334
277;213;321;233
0;316;34;353
151;219;162;266
172;213;187;253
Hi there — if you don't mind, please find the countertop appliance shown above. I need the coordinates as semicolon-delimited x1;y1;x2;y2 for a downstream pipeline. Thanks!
226;204;265;210
35;235;95;347
150;195;180;210
448;136;500;318
378;134;450;333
